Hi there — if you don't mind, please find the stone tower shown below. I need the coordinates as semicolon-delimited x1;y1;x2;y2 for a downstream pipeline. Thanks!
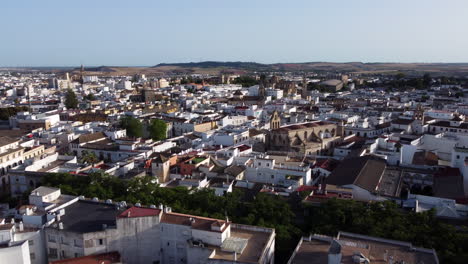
270;110;281;130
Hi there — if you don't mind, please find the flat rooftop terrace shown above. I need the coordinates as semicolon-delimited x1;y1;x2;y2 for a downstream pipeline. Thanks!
210;225;274;263
290;233;438;264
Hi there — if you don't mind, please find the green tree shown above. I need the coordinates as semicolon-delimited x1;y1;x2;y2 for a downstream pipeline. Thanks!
395;72;406;80
0;106;29;120
64;89;78;109
120;116;143;138
80;150;99;165
148;119;168;141
85;93;95;101
423;73;432;87
232;76;259;87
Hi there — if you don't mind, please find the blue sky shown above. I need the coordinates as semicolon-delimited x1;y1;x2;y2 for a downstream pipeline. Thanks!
1;0;468;66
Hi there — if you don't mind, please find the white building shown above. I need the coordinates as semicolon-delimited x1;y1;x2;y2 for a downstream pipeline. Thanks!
40;191;275;264
83;76;99;83
243;157;311;188
213;130;249;147
116;80;132;90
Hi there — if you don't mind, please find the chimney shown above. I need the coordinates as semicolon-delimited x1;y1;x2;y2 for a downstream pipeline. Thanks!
233;252;237;261
127;211;131;217
58;222;63;230
19;221;24;232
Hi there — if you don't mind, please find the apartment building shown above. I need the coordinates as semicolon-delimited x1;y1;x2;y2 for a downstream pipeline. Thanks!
288;232;438;264
37;188;275;264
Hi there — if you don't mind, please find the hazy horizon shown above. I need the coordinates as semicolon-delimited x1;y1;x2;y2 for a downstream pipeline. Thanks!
2;0;468;67
5;61;468;69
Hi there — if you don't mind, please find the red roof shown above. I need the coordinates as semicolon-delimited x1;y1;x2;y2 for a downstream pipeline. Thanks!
94;164;111;170
296;185;318;192
435;167;461;177
236;144;251;152
118;206;161;218
235;106;249;110
50;252;120;264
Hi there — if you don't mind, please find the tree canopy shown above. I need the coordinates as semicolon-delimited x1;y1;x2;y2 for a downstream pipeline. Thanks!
80;150;99;165
148;119;168;141
120;116;143;138
64;89;78;109
232;76;259;87
0;106;29;120
85;93;95;101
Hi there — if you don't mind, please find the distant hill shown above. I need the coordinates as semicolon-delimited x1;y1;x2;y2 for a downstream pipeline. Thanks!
152;61;468;76
78;66;117;73
41;61;468;77
155;61;267;69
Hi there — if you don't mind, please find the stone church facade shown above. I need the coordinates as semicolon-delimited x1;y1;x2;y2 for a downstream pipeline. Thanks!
266;121;340;155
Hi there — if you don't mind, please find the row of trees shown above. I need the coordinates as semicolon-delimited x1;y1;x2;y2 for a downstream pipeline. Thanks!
0;106;29;120
232;76;259;87
374;73;467;91
119;116;167;140
303;199;468;264
40;172;468;263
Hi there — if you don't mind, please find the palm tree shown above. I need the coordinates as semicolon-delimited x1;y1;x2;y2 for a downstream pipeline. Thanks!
80;151;99;166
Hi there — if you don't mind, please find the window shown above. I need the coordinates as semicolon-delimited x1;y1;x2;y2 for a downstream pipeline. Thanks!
75;253;79;258
271;175;274;179
457;155;460;159
28;240;34;246
98;239;104;245
48;235;56;243
61;237;69;245
30;253;35;260
49;248;58;258
61;250;66;258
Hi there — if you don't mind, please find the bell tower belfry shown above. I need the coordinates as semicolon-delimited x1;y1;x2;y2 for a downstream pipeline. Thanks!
270;110;281;130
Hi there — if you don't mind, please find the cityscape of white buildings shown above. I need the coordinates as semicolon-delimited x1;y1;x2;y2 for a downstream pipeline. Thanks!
1;68;467;263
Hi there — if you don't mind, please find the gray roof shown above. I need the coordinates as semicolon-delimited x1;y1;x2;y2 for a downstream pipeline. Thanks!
326;156;386;192
320;79;342;87
0;136;19;147
31;186;59;196
54;200;119;233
